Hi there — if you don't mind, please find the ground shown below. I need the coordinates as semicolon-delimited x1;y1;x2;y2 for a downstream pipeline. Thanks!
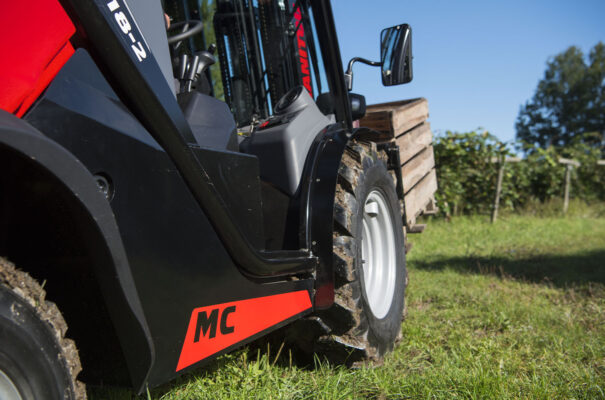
91;209;605;399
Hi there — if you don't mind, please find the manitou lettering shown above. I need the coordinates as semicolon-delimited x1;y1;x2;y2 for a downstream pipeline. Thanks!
193;306;235;341
293;7;313;97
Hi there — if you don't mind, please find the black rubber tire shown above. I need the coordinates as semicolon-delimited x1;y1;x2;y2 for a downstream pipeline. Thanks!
288;140;407;365
0;257;85;400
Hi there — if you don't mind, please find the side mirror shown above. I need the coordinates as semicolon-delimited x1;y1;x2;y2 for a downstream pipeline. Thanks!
380;24;413;86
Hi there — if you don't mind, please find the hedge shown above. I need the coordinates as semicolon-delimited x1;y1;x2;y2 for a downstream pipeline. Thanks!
433;131;605;216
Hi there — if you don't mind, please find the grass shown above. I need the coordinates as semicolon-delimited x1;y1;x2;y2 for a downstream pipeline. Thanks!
90;211;605;399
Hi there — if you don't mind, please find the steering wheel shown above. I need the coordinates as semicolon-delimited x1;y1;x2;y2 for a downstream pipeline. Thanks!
167;20;203;45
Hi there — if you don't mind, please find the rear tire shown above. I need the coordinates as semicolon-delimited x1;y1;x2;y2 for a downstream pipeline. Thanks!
0;257;85;400
289;140;407;365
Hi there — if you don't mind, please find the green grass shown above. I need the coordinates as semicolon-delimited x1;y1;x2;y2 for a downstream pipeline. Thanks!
91;213;605;399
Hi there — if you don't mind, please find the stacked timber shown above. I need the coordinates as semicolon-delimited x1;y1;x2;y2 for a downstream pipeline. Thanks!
359;98;437;231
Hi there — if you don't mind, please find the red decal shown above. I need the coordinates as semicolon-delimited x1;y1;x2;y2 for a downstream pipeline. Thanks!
314;282;334;309
293;7;313;97
299;51;310;75
0;0;75;116
176;290;312;371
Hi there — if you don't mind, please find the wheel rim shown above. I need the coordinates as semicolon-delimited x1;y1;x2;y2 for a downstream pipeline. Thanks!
0;369;23;400
360;189;397;319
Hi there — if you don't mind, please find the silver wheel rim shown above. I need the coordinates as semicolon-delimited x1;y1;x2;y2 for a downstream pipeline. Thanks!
361;189;397;319
0;370;23;400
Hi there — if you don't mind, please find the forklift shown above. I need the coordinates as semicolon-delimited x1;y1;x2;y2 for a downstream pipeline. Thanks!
0;0;413;398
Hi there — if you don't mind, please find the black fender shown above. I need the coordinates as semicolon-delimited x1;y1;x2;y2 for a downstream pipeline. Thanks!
0;110;154;392
306;126;404;309
304;124;350;309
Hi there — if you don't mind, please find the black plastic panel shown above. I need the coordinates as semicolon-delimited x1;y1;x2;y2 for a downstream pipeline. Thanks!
240;88;331;195
24;50;313;388
0;110;154;389
178;91;239;152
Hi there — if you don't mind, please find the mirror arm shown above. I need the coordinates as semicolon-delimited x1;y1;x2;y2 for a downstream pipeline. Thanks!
344;57;382;91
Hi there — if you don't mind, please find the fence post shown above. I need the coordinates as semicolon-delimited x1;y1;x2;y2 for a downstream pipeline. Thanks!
558;158;580;214
563;164;571;214
490;156;521;223
491;155;505;223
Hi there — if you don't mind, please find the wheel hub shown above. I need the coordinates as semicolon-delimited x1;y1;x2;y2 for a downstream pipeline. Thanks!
361;190;397;319
0;369;23;400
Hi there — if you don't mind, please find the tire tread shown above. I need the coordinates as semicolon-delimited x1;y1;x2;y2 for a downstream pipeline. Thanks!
289;139;406;366
0;257;86;400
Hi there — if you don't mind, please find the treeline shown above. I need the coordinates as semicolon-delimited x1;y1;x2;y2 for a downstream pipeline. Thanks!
433;131;605;217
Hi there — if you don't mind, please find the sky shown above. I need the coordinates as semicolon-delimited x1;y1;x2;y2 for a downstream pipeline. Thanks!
331;0;605;144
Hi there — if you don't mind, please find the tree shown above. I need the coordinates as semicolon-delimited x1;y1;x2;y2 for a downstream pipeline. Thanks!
516;42;605;151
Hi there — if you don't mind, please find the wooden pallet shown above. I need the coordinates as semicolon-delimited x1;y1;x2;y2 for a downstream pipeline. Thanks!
360;98;429;139
360;98;437;230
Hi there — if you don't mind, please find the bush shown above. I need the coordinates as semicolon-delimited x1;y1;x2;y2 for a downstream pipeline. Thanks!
433;131;505;215
433;131;605;217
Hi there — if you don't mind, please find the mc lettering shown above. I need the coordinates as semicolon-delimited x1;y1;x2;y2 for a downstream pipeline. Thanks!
193;306;236;342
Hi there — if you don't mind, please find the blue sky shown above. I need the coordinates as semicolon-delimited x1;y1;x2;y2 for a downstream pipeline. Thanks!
332;0;605;144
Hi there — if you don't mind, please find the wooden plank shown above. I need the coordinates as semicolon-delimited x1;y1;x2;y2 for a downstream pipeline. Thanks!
401;145;435;191
391;101;428;136
558;157;580;167
489;156;522;163
353;129;398;143
364;98;423;113
396;122;433;163
407;224;426;234
404;169;437;226
360;98;429;138
358;111;394;137
423;197;438;215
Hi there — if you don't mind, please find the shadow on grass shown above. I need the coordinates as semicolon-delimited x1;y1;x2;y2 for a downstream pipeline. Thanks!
87;353;253;399
93;328;331;399
412;249;605;290
88;320;353;399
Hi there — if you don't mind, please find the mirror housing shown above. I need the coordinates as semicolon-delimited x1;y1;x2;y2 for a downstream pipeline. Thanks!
380;24;413;86
344;23;413;91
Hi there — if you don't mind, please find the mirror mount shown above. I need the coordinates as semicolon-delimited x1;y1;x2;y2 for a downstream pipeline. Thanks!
344;57;382;91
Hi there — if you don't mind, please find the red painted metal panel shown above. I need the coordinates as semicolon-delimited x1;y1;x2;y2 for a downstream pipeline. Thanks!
176;290;312;371
0;0;75;115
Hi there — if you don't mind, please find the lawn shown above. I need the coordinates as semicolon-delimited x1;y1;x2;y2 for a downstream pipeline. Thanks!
91;212;605;399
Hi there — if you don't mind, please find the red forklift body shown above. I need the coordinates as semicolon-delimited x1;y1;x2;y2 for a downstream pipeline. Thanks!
0;0;415;396
0;0;75;116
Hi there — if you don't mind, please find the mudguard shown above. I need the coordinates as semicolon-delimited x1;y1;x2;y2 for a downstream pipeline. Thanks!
306;126;403;309
303;124;350;309
0;110;155;392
